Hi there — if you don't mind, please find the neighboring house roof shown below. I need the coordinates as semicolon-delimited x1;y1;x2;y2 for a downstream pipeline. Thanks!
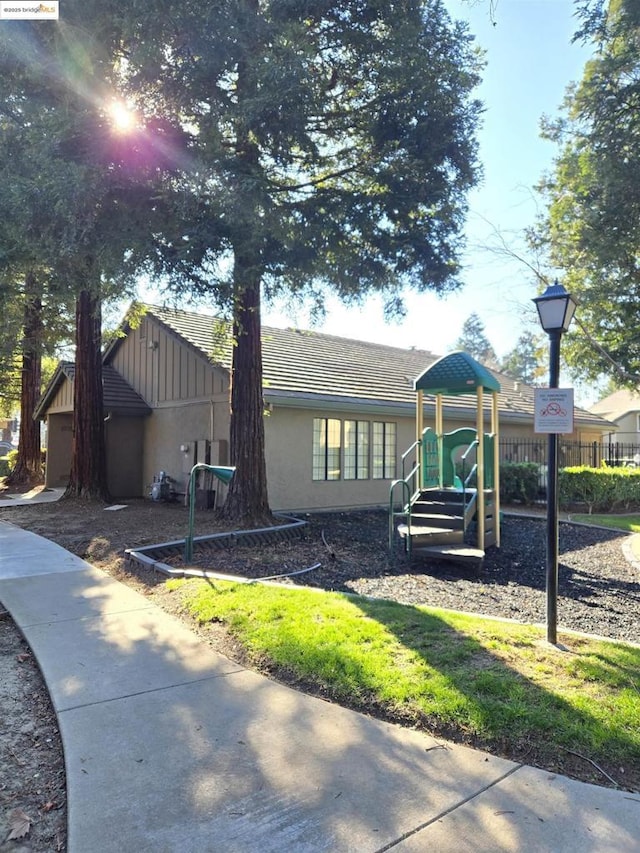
590;389;640;422
35;361;151;420
102;303;612;431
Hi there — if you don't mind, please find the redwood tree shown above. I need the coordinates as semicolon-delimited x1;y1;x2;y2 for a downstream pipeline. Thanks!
5;273;43;486
123;0;484;523
64;286;109;500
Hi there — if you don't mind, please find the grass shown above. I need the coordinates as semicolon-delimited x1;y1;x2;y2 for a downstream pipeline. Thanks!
168;577;640;788
571;513;640;532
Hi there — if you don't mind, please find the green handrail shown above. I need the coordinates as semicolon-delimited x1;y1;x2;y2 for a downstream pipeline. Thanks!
185;463;235;562
389;476;413;553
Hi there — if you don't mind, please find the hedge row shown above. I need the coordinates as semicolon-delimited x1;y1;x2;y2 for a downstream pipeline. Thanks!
558;465;640;513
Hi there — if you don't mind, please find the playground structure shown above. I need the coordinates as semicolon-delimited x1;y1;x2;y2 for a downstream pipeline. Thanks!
389;351;501;569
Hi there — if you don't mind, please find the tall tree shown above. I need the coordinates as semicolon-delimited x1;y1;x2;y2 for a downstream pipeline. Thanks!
531;0;640;386
1;9;183;499
499;330;544;385
123;0;483;522
5;273;43;485
454;313;499;368
0;75;76;486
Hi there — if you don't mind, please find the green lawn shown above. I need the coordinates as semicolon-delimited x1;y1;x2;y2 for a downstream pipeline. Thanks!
571;513;640;532
168;577;640;789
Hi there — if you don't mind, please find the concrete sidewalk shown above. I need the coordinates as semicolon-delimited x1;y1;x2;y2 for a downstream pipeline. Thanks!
0;520;638;852
0;486;65;508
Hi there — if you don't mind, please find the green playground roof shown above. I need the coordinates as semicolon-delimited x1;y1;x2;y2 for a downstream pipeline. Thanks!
414;351;501;396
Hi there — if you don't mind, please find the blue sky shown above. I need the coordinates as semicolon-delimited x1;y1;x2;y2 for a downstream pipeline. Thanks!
264;0;593;364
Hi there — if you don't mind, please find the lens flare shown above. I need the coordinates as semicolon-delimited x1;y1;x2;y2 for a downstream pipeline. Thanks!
108;100;136;132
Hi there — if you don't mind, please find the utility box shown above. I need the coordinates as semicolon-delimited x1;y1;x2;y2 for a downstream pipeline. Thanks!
195;488;216;510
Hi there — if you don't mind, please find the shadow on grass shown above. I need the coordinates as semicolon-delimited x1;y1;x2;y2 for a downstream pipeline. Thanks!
211;575;640;792
345;595;640;788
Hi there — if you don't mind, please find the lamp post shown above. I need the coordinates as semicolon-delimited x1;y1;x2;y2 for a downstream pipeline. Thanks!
532;281;577;645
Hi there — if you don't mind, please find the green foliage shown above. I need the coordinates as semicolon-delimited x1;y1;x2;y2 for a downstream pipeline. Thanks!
499;462;540;505
118;1;484;305
531;0;640;386
454;313;498;368
0;448;18;477
559;465;640;513
499;330;546;384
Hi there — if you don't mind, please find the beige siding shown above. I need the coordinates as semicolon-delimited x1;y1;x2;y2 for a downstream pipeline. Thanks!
613;412;639;441
47;378;74;414
110;320;227;405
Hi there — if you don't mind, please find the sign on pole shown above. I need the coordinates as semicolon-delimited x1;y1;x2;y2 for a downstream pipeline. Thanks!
534;388;574;434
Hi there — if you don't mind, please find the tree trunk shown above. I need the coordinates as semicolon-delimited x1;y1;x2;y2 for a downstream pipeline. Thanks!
6;272;43;488
64;287;110;501
219;274;273;525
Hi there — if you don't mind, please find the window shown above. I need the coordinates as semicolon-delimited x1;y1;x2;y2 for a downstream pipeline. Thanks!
344;420;369;480
372;421;396;479
313;418;341;480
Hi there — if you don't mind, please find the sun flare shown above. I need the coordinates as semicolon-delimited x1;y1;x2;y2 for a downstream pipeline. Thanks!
108;100;136;133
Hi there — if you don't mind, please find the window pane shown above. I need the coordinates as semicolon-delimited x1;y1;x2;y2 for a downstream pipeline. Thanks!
312;418;326;480
384;422;396;479
326;418;341;480
344;420;356;480
344;420;369;480
373;421;396;480
313;417;341;481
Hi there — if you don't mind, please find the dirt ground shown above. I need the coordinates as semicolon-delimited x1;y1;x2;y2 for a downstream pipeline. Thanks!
1;494;639;850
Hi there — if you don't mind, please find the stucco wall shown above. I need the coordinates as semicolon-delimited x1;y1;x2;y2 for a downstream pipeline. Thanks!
142;399;230;497
264;404;417;512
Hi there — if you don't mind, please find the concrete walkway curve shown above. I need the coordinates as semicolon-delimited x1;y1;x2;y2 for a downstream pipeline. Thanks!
0;519;639;852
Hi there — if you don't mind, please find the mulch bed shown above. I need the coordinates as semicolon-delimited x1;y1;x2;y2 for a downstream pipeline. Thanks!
168;510;639;645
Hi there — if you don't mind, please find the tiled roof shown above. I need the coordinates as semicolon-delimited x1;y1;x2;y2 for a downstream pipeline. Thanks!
35;362;151;419
140;304;612;430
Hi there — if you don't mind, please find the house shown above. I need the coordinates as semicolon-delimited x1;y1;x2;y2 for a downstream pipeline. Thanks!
35;303;614;511
590;389;640;444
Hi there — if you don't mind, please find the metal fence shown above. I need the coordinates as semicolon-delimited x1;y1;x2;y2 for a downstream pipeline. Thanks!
499;439;640;495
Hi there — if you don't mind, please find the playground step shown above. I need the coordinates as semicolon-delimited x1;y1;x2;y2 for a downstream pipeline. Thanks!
411;543;485;569
418;488;475;503
411;501;465;517
397;524;464;546
406;513;464;530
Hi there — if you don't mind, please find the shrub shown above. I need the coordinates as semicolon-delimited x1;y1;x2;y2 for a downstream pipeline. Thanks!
559;465;640;513
0;448;17;478
499;462;539;505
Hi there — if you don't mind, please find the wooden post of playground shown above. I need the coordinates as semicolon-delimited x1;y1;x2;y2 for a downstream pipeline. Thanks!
416;389;424;486
476;386;485;551
492;390;501;547
436;393;444;488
